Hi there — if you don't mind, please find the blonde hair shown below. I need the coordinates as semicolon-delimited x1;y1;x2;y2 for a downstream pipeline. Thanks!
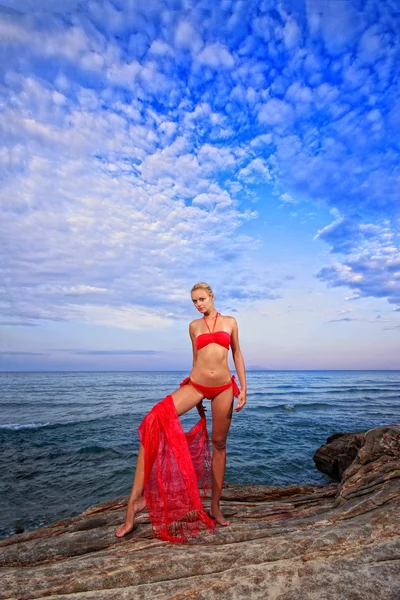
191;282;213;296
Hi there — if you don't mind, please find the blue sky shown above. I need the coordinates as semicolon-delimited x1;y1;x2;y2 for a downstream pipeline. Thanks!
1;0;399;371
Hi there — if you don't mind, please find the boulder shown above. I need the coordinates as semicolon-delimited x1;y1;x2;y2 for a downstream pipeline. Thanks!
313;431;365;480
1;425;399;600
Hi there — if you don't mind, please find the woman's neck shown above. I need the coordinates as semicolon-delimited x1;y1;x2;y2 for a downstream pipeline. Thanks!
203;308;218;319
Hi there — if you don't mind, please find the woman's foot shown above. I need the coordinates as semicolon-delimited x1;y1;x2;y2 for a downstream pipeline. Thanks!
209;506;230;526
115;496;146;537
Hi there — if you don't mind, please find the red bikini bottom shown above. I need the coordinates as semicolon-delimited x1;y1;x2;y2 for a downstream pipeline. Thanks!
179;375;240;400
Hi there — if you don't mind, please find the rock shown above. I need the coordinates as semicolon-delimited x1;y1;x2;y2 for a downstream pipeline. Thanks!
313;431;365;480
14;525;24;535
1;425;399;600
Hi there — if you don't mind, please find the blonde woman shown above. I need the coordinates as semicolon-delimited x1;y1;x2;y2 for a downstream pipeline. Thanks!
116;282;246;542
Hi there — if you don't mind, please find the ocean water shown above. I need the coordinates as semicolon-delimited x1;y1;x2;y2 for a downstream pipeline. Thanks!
1;370;399;540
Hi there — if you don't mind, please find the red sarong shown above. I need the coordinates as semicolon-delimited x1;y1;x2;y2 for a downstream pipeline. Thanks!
138;395;216;543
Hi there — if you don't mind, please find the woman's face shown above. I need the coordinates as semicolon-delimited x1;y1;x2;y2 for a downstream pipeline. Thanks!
191;289;214;314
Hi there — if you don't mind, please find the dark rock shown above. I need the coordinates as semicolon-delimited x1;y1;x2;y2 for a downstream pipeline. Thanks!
313;431;365;480
1;424;399;600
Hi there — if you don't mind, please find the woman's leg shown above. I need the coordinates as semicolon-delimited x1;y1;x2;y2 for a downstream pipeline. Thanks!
115;384;203;537
115;444;146;537
210;387;234;526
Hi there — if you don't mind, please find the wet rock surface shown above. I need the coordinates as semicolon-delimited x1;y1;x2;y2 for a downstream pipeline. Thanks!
1;425;399;600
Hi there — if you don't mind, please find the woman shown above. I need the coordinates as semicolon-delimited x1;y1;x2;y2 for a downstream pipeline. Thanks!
115;282;246;541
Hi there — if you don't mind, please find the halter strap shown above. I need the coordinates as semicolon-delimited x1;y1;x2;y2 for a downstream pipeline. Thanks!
204;312;219;333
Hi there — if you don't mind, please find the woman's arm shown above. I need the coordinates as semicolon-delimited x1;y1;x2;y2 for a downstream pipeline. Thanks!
189;321;198;367
189;320;206;417
230;318;246;412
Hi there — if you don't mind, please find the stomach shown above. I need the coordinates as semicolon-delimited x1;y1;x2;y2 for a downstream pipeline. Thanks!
190;348;231;386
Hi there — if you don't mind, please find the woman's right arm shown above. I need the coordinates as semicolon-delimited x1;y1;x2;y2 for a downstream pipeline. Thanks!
189;321;198;368
189;321;205;417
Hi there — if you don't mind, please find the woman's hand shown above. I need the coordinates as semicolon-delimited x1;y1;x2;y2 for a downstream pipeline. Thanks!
196;399;207;418
234;391;246;413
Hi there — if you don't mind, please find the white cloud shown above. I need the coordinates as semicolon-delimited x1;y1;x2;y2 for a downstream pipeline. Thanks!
107;60;141;87
280;193;297;205
38;285;109;296
238;158;271;184
357;25;384;65
306;0;364;56
283;16;301;50
1;0;79;12
258;99;294;127
285;82;313;104
69;304;174;330
192;189;233;209
197;43;235;69
175;20;203;54
197;144;237;175
316;220;400;309
149;40;172;56
249;134;273;148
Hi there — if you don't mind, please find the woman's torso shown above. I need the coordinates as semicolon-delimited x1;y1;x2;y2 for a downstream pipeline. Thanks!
189;313;233;386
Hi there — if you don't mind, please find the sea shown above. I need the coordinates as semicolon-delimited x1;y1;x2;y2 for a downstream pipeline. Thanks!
1;370;399;540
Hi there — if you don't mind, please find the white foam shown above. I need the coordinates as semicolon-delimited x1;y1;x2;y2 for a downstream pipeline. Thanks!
1;422;52;430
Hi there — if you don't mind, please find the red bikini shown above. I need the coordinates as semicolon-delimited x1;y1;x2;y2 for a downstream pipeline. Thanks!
180;375;239;399
195;312;231;351
180;313;239;399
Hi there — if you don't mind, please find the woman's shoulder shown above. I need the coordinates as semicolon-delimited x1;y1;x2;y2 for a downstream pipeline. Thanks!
219;314;237;328
219;313;236;322
189;317;203;329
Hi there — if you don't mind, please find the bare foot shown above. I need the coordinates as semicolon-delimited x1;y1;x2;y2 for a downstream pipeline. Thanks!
115;496;146;538
209;506;230;527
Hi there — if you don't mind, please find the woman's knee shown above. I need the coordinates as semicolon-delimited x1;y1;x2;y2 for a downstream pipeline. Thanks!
212;436;227;451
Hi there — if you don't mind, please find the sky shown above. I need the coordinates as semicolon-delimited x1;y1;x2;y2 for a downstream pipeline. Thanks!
1;0;400;371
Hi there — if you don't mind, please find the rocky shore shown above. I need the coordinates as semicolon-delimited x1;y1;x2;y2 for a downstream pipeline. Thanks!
1;424;399;600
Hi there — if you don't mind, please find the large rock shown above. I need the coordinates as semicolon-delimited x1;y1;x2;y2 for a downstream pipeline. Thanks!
1;425;399;600
313;431;365;480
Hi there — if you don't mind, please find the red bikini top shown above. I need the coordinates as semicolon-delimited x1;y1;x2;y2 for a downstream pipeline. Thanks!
195;313;231;351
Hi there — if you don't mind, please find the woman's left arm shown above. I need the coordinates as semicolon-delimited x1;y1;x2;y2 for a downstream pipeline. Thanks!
230;317;247;413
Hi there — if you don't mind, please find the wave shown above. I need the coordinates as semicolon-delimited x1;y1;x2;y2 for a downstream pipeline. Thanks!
275;385;297;389
364;394;400;401
248;390;315;398
0;412;138;432
324;387;400;394
0;401;93;409
104;382;163;388
0;422;52;430
253;402;333;412
266;387;400;396
77;445;122;455
249;387;398;397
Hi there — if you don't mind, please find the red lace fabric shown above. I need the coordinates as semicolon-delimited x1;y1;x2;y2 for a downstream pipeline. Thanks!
138;394;216;543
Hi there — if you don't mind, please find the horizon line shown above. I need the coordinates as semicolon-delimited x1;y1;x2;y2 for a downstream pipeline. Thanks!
1;369;400;373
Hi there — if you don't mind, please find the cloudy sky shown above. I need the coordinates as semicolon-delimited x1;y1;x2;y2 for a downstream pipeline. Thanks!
1;0;400;371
